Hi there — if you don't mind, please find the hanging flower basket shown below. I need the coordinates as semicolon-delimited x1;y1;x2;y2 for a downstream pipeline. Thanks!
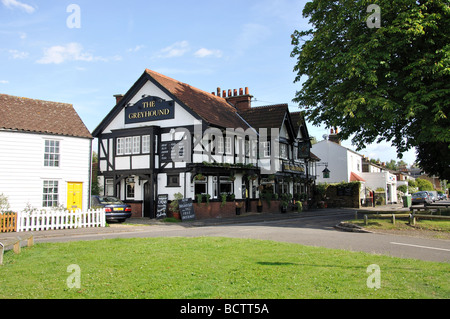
194;174;206;181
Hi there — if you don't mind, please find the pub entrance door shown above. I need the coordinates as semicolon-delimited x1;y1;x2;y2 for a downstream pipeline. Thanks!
144;180;155;218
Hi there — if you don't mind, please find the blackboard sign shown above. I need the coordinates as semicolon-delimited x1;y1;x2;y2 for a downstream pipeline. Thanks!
160;140;188;163
160;141;178;163
337;186;353;196
179;198;195;221
156;194;168;219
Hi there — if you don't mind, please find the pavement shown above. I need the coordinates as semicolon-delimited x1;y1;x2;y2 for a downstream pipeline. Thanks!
0;204;411;243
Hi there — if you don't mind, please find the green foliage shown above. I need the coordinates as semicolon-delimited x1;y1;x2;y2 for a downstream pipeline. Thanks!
315;183;329;199
91;152;100;195
280;193;293;208
220;193;227;207
196;193;203;205
416;178;434;191
0;193;10;212
291;0;450;179
408;180;417;187
397;185;408;193
169;192;183;212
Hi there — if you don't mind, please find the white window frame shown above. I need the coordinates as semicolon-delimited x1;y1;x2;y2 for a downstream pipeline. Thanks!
124;137;133;155
142;135;150;153
260;141;270;158
280;143;288;159
132;136;140;154
105;179;114;196
44;140;60;167
217;137;224;154
117;138;124;155
224;137;232;155
42;180;59;207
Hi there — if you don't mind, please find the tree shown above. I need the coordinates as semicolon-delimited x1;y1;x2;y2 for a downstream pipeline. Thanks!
291;0;450;180
385;159;398;171
91;152;100;196
415;142;450;180
416;177;434;191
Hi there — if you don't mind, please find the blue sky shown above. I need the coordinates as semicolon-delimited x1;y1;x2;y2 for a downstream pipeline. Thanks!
1;0;417;165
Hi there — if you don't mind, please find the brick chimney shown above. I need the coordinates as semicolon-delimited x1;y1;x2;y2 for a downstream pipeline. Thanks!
222;87;253;112
328;127;341;145
114;94;124;104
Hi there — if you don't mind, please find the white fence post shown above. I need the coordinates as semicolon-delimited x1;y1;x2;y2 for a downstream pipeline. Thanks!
16;208;105;232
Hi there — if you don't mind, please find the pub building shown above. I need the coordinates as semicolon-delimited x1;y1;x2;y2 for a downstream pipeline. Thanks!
92;69;318;219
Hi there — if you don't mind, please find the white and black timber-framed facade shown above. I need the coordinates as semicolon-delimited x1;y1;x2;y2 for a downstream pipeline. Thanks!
92;69;318;219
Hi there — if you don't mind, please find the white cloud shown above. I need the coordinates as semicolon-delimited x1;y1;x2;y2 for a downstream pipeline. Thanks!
0;80;9;84
1;0;35;13
9;49;29;59
127;45;145;53
194;48;223;58
156;41;190;58
36;43;121;64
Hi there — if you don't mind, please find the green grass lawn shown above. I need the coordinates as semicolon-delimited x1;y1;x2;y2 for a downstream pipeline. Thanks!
0;237;448;299
348;217;450;239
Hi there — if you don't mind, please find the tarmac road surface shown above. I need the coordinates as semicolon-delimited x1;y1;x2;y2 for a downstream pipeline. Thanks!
7;208;448;263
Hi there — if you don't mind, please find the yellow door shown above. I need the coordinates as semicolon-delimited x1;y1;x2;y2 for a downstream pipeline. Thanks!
67;182;83;210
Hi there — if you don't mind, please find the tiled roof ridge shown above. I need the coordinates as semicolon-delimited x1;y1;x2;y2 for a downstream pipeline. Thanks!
0;93;73;107
0;93;92;139
249;103;288;110
144;68;249;129
145;68;233;107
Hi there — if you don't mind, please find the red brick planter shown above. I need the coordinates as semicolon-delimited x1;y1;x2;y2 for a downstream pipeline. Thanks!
192;199;283;220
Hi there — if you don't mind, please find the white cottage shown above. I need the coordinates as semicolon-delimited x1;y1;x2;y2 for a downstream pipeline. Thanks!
0;94;93;212
311;130;398;204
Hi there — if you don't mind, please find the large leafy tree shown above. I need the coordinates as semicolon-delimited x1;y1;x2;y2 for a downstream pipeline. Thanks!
291;0;449;179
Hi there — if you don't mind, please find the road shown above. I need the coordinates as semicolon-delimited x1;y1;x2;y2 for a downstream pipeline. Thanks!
32;209;450;263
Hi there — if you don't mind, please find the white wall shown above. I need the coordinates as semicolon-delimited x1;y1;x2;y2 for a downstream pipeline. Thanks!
347;151;363;177
311;140;348;184
0;131;91;212
361;171;398;203
103;81;199;134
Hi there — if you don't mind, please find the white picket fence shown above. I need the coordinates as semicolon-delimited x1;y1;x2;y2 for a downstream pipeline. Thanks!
16;209;105;232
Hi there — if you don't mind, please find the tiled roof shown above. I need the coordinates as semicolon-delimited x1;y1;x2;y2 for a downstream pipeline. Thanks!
239;104;288;129
309;151;321;161
0;94;92;138
290;111;305;132
350;172;366;182
146;69;250;130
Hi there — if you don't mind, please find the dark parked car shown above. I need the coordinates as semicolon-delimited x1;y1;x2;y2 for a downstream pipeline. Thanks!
411;191;432;205
91;195;132;223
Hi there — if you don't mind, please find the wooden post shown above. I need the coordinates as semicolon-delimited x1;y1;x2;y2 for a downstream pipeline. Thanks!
13;241;20;254
392;214;396;225
409;214;415;226
355;211;358;220
364;214;368;226
0;243;4;266
27;235;34;247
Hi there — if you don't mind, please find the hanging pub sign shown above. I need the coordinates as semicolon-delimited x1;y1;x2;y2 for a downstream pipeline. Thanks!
298;141;310;158
125;95;175;124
